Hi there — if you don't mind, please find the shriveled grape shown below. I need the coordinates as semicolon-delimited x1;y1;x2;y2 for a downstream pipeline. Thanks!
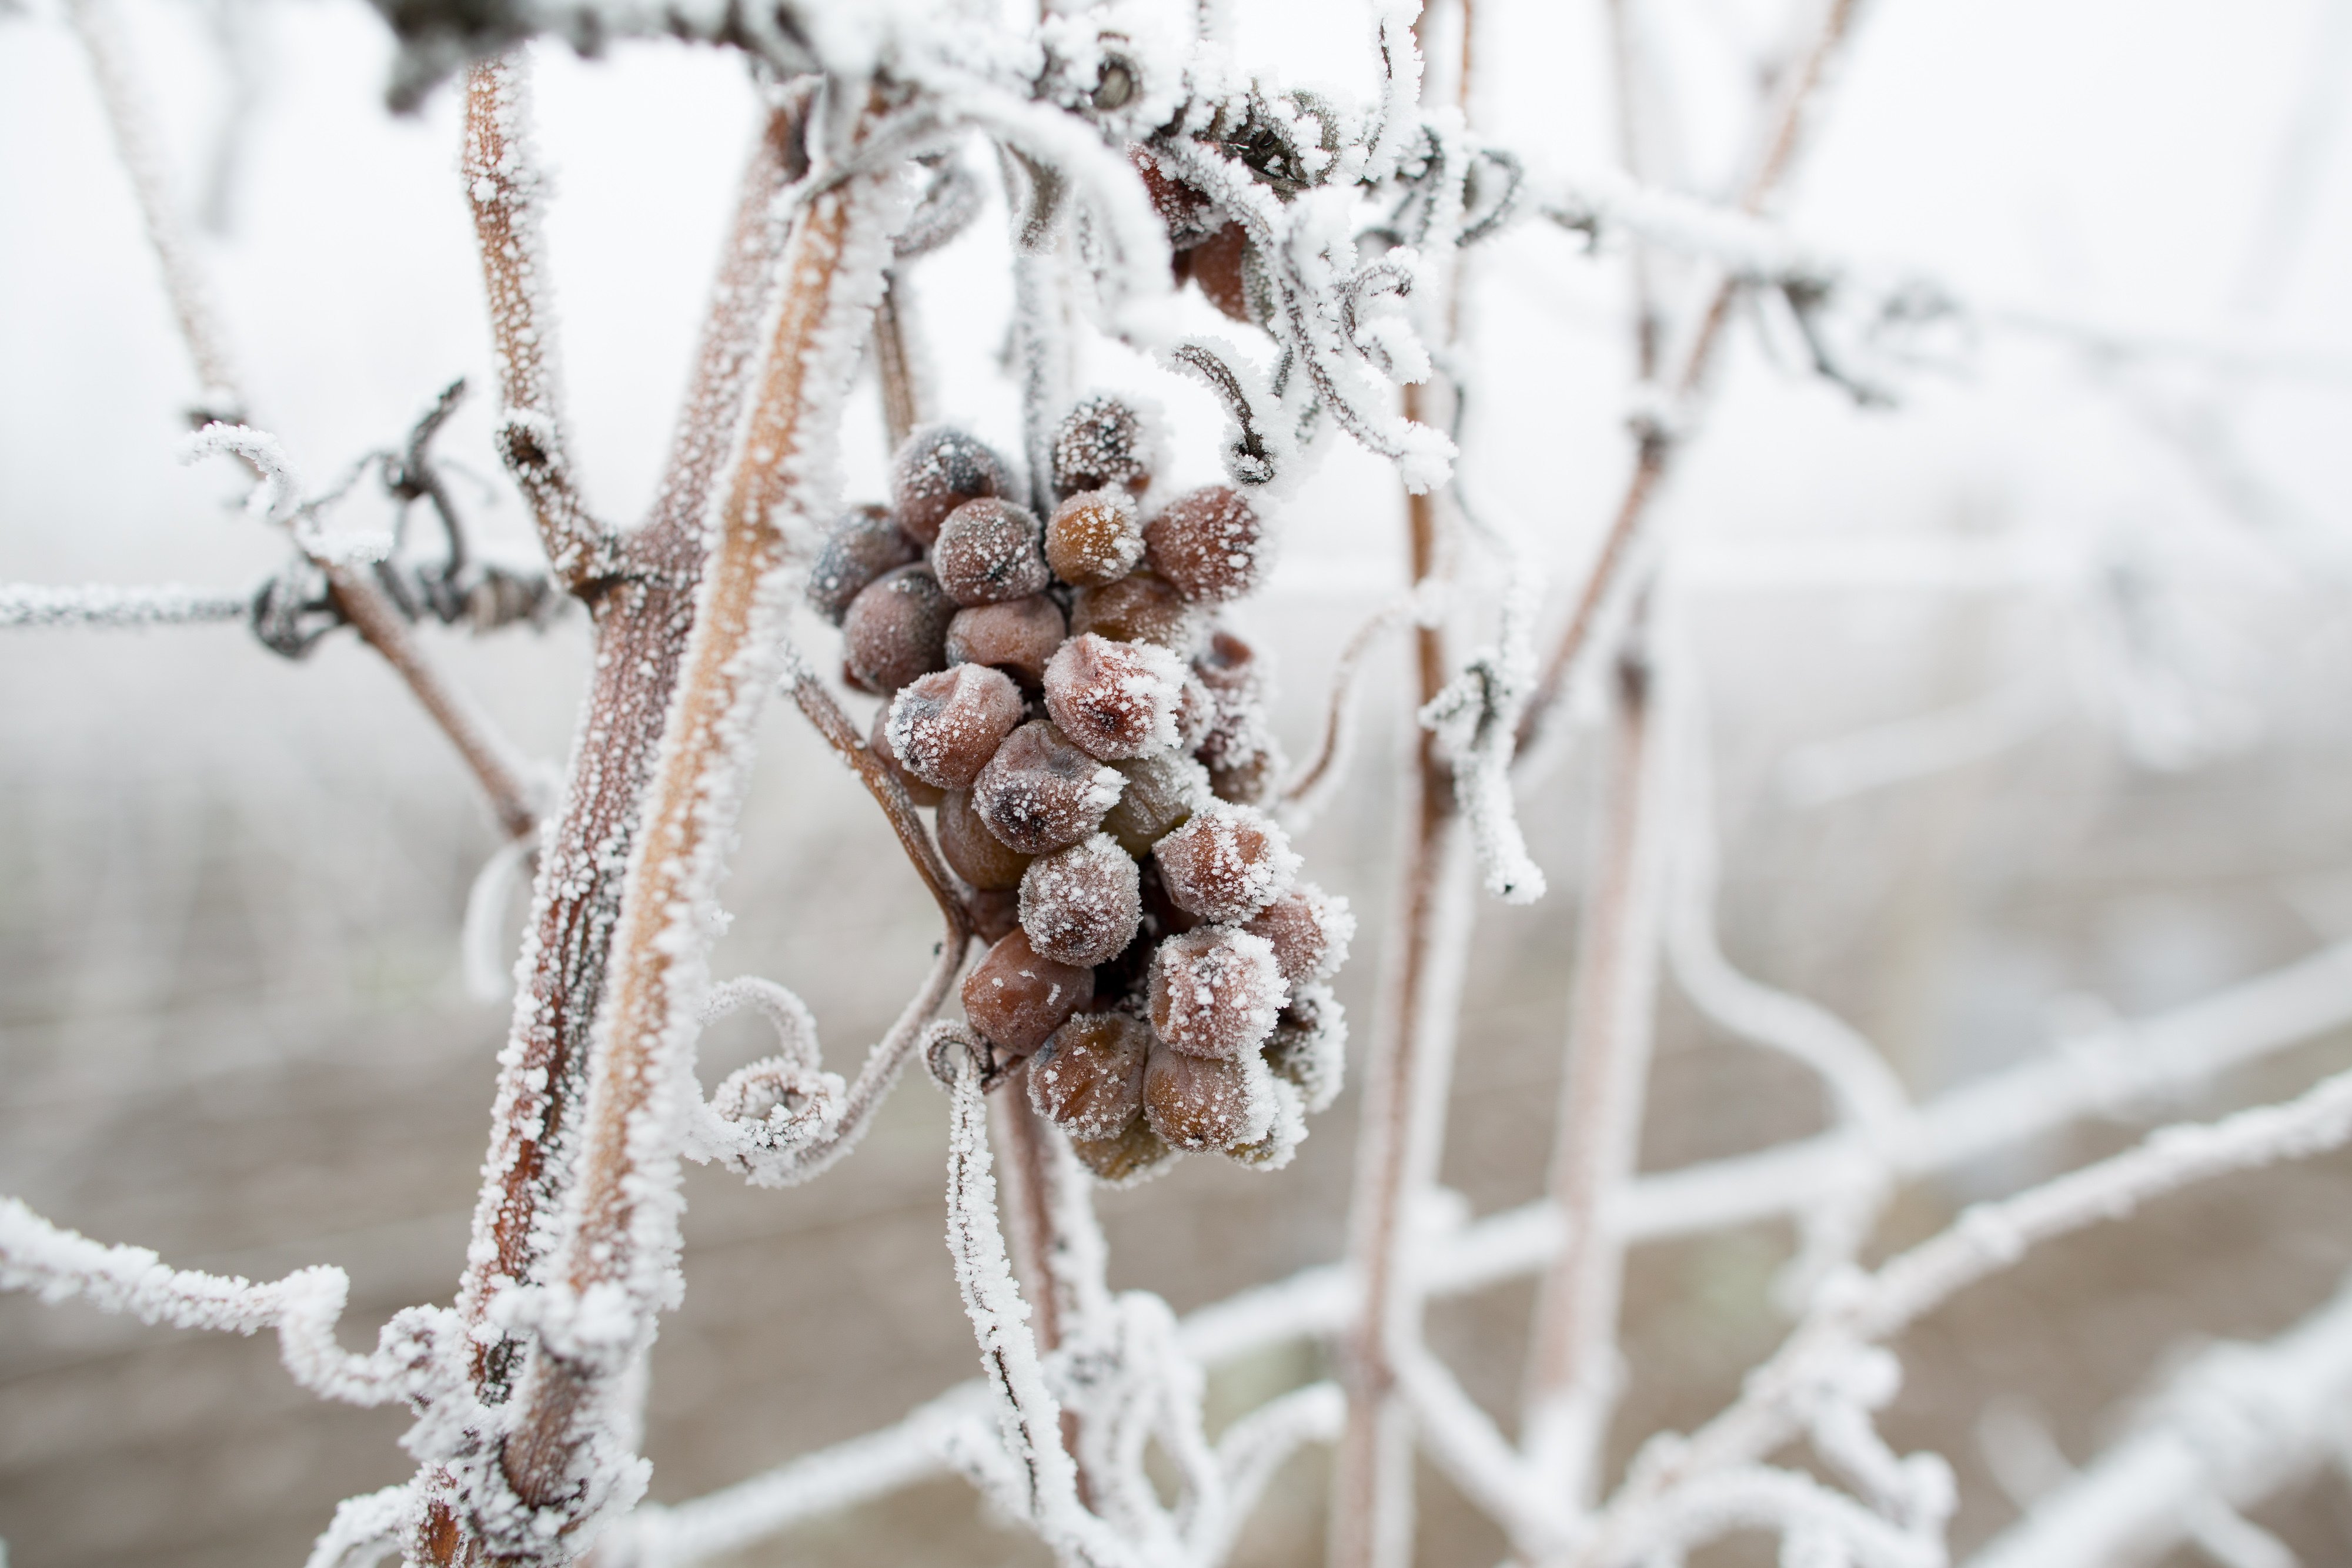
1148;925;1285;1060
1101;751;1211;857
890;425;1011;544
1262;981;1347;1113
931;497;1050;607
1071;572;1200;653
1018;833;1141;966
1069;1111;1178;1186
807;504;920;624
1045;489;1144;587
1028;1012;1151;1139
937;789;1033;890
1146;486;1271;604
843;565;952;693
1153;803;1298;922
1223;1076;1307;1171
1241;883;1355;984
869;701;943;807
972;720;1124;855
1043;633;1185;761
1051;396;1156;499
946;594;1065;687
887;664;1023;791
1144;1042;1274;1151
961;929;1090;1056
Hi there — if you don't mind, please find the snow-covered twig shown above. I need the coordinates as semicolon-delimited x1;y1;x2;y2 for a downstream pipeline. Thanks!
1420;569;1545;903
0;583;248;628
303;1486;412;1568
1278;595;1412;828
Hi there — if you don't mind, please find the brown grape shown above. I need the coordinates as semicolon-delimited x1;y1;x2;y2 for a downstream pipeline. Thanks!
1144;1042;1274;1151
1045;489;1145;587
807;504;920;625
961;928;1090;1056
1131;147;1224;250
1173;673;1214;751
842;565;952;693
1145;486;1271;604
937;788;1033;890
968;885;1023;944
946;594;1065;687
1051;396;1156;499
972;720;1125;855
1153;803;1298;923
1147;925;1285;1060
869;700;943;807
1240;883;1354;984
887;664;1023;791
1262;981;1347;1113
931;497;1050;607
890;425;1011;545
1043;633;1185;761
1068;1112;1178;1186
1027;1012;1151;1138
1207;748;1281;807
1018;833;1141;966
1223;1076;1307;1171
1101;751;1211;857
1179;224;1255;324
1070;572;1200;653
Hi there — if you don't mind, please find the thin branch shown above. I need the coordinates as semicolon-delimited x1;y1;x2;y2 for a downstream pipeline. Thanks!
873;271;925;452
1279;597;1413;826
0;583;248;628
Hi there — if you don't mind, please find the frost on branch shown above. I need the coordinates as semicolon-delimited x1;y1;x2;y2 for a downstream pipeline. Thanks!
1419;575;1546;904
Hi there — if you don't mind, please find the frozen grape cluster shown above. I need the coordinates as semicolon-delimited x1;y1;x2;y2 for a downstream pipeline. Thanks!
813;404;1356;1184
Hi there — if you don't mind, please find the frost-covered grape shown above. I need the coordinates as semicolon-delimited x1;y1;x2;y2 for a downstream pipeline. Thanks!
1179;224;1255;324
1223;1076;1307;1170
1173;674;1214;752
1191;632;1282;802
1068;1111;1178;1186
1018;833;1142;966
1101;750;1211;857
1145;486;1271;604
931;497;1050;607
1028;1012;1151;1139
1145;1042;1275;1150
1043;633;1185;761
946;594;1066;687
1153;804;1298;923
1148;925;1285;1060
938;789;1034;890
968;885;1023;944
1207;749;1281;807
1045;489;1145;587
869;701;943;807
972;720;1125;855
843;564;953;693
961;928;1090;1056
1071;572;1200;653
887;664;1023;791
807;504;920;625
1262;982;1347;1113
1132;147;1224;250
1051;396;1156;499
1241;884;1354;984
890;425;1012;545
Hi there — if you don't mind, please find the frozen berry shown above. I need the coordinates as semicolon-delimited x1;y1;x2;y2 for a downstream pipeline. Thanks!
962;928;1090;1056
1224;1076;1307;1171
1069;1111;1178;1186
1101;751;1210;857
887;665;1023;791
1180;223;1256;323
1148;925;1285;1060
1145;486;1271;604
1071;572;1200;652
1192;628;1259;694
946;595;1065;687
808;504;920;624
1051;396;1157;499
938;789;1034;890
870;701;943;807
1154;804;1298;923
1173;674;1214;751
890;426;1012;545
1145;1042;1274;1150
1028;1012;1151;1138
1192;633;1282;799
843;565;952;693
1138;859;1202;942
1264;982;1347;1112
1132;148;1224;250
968;885;1023;944
932;497;1050;607
1043;633;1185;761
1208;748;1282;807
1019;833;1141;965
1241;884;1354;984
972;720;1125;855
1045;489;1145;587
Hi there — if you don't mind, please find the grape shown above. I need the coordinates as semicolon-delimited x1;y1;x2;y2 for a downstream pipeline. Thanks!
968;885;1023;944
1101;750;1211;857
946;594;1066;687
1207;749;1281;807
1131;148;1224;250
1144;1042;1275;1151
890;425;1012;545
869;700;943;807
1192;628;1259;694
1070;572;1200;653
1068;1112;1178;1186
1027;1012;1151;1138
1173;673;1214;751
1145;486;1271;604
1240;883;1354;983
1045;489;1145;587
1178;224;1255;324
843;565;952;693
1148;925;1285;1060
1051;396;1155;499
887;664;1024;791
1191;632;1283;803
1153;803;1298;923
961;928;1090;1056
937;788;1034;890
807;504;920;625
1042;633;1185;761
1018;832;1141;966
931;497;1050;607
972;720;1125;855
1223;1076;1307;1171
1262;982;1347;1113
1138;859;1202;945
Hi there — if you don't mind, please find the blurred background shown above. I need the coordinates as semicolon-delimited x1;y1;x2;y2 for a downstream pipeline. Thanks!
6;0;2352;1563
